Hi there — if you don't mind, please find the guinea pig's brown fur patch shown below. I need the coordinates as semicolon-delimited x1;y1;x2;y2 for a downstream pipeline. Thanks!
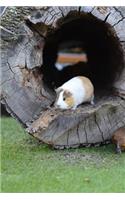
112;127;125;151
63;90;74;108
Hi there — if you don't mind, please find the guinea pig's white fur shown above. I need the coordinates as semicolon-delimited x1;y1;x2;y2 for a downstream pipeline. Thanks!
55;76;94;110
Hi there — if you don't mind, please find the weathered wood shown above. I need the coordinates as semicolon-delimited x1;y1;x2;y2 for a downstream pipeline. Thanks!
1;6;125;148
26;96;125;148
1;7;55;124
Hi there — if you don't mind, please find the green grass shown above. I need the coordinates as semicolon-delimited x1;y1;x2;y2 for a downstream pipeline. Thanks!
1;117;125;192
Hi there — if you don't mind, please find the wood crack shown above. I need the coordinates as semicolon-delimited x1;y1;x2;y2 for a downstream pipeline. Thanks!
84;118;89;144
58;7;65;17
107;112;113;129
113;17;125;27
5;60;21;86
113;7;125;18
94;113;105;142
103;12;111;22
107;106;125;131
0;25;15;35
6;60;15;75
51;125;58;144
102;115;111;132
0;6;7;17
76;123;80;144
48;13;60;26
67;131;70;147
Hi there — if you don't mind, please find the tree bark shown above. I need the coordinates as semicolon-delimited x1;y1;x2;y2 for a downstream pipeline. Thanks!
1;6;125;148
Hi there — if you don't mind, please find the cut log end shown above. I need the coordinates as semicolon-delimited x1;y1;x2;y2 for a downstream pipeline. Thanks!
1;6;125;149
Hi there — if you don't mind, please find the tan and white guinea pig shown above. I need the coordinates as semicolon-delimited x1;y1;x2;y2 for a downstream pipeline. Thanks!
54;76;94;110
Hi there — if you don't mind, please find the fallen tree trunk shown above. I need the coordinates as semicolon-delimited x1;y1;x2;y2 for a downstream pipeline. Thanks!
26;96;125;149
1;6;125;148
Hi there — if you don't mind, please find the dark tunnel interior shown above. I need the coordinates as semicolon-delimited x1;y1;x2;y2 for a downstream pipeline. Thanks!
42;11;124;92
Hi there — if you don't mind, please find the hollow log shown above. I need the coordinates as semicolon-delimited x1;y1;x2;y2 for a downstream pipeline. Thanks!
1;6;125;149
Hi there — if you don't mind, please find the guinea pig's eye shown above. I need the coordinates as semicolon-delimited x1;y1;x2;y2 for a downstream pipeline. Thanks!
63;97;66;101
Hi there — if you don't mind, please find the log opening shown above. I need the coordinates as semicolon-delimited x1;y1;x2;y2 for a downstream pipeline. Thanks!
42;11;125;92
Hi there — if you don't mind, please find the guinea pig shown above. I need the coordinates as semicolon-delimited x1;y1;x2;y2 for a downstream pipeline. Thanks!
112;127;125;154
54;76;94;110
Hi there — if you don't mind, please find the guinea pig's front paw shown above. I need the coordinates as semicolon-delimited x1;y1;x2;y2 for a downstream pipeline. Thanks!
71;106;77;110
115;144;122;154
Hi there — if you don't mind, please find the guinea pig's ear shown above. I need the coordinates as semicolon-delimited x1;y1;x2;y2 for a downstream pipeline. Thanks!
63;90;72;98
55;87;63;93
